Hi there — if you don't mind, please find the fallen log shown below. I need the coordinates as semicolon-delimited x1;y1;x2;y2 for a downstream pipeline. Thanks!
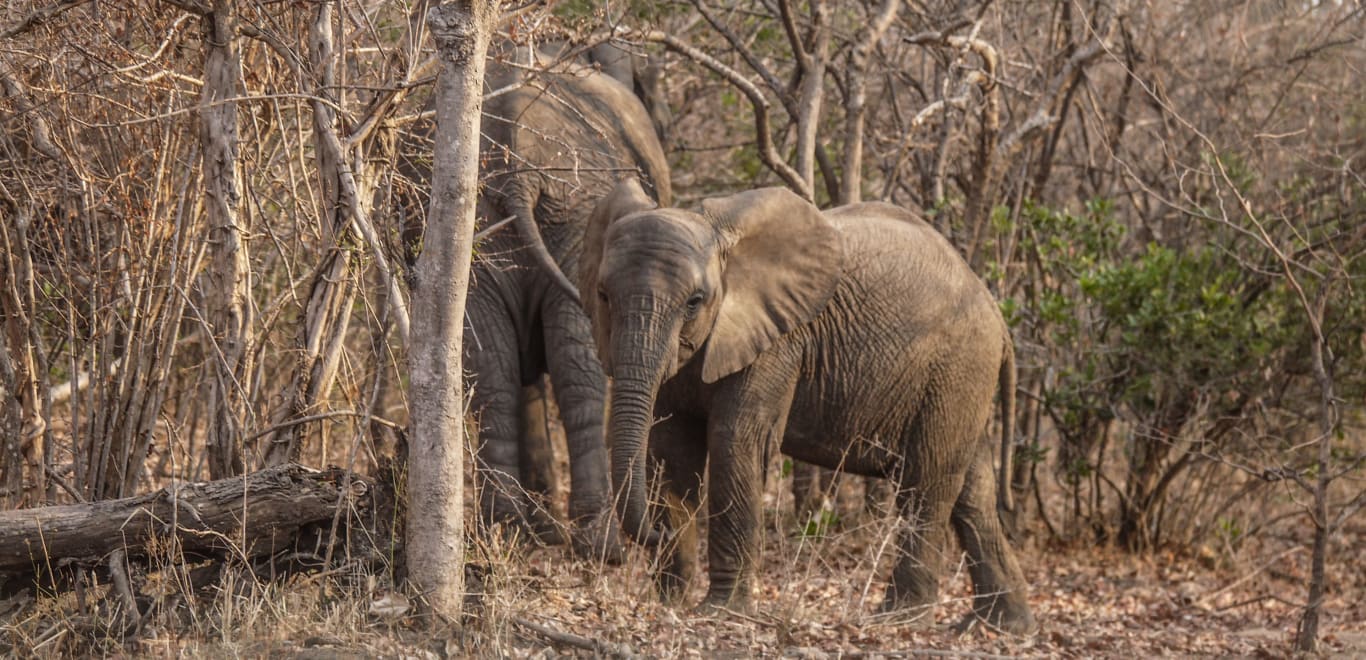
0;464;387;595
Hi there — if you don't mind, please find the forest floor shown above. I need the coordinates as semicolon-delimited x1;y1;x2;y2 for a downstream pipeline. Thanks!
5;468;1362;658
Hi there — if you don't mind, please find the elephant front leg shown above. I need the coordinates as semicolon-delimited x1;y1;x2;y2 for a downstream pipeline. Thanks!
700;363;798;615
543;299;623;563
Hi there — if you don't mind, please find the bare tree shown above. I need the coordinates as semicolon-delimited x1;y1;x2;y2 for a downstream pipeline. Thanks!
405;0;496;619
198;0;253;479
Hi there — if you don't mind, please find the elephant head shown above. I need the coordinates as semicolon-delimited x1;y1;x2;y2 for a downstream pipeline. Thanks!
580;179;843;544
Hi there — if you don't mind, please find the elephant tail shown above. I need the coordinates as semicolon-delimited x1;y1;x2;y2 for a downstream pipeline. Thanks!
512;200;581;304
997;331;1017;515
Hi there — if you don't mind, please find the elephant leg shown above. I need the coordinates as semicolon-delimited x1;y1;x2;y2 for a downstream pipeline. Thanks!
648;414;706;605
542;296;622;563
519;378;566;545
883;471;960;621
702;360;798;614
882;411;972;621
950;443;1037;634
466;296;531;543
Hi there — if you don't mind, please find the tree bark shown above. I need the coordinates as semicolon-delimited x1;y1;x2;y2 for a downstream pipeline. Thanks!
791;0;830;198
0;464;377;593
200;0;253;480
839;0;900;204
406;0;495;620
262;2;357;467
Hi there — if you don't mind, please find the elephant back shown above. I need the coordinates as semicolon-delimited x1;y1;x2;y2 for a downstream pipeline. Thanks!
479;50;672;229
823;204;1002;336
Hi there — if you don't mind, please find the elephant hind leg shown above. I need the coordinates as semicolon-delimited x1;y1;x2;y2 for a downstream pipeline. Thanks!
468;298;537;546
881;402;977;622
949;443;1037;635
882;468;961;622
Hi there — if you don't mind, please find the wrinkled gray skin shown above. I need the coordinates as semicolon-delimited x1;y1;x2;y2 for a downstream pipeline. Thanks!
402;44;671;562
579;180;1036;633
546;41;672;148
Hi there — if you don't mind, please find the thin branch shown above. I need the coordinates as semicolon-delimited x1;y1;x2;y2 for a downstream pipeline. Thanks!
512;615;634;656
628;28;813;201
1;0;92;39
689;0;787;100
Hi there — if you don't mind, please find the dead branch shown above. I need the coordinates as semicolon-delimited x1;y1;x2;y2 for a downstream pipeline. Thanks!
0;464;381;595
627;28;814;201
0;0;91;40
512;615;634;656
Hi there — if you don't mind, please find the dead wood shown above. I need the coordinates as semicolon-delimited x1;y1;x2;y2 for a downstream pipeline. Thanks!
0;464;386;596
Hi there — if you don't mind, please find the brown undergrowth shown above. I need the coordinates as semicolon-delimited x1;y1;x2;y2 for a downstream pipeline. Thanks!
3;459;1362;658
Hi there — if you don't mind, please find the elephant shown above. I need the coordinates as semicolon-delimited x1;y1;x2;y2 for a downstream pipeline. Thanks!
398;43;671;562
540;40;672;147
577;179;1037;633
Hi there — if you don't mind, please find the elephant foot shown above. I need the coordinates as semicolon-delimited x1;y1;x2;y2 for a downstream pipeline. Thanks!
877;585;938;626
690;586;754;618
655;572;690;607
955;595;1037;636
526;501;568;547
568;507;626;565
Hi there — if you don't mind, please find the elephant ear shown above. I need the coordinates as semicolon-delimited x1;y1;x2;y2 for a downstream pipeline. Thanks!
580;178;658;367
699;187;843;383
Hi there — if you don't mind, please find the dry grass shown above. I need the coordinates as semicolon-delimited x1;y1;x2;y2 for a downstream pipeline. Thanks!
4;458;1363;659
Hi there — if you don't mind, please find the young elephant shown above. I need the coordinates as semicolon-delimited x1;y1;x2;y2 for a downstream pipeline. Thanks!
579;180;1036;633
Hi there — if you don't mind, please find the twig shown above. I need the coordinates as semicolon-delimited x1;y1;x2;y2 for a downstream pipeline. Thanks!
0;0;91;40
107;549;141;630
43;465;84;503
512;615;633;656
1196;546;1303;609
245;410;402;445
624;28;813;201
838;650;1019;659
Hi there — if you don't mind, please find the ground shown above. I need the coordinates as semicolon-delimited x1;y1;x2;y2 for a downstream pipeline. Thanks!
11;472;1357;658
4;419;1362;658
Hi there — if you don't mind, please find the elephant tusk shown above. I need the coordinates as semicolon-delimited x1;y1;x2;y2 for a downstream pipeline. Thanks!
474;215;517;241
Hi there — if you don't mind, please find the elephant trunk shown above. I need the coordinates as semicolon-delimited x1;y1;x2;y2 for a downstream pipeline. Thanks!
512;208;581;304
607;314;672;547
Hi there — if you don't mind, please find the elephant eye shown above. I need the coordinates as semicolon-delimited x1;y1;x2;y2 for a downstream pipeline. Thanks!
684;290;705;316
597;287;609;304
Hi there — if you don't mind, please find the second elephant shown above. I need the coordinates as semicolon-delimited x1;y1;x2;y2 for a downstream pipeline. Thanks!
400;44;671;561
579;180;1036;632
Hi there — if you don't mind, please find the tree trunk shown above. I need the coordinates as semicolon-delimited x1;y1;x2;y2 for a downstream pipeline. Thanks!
200;0;253;480
1296;295;1336;653
791;0;829;199
405;0;495;620
838;0;899;205
263;2;357;467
